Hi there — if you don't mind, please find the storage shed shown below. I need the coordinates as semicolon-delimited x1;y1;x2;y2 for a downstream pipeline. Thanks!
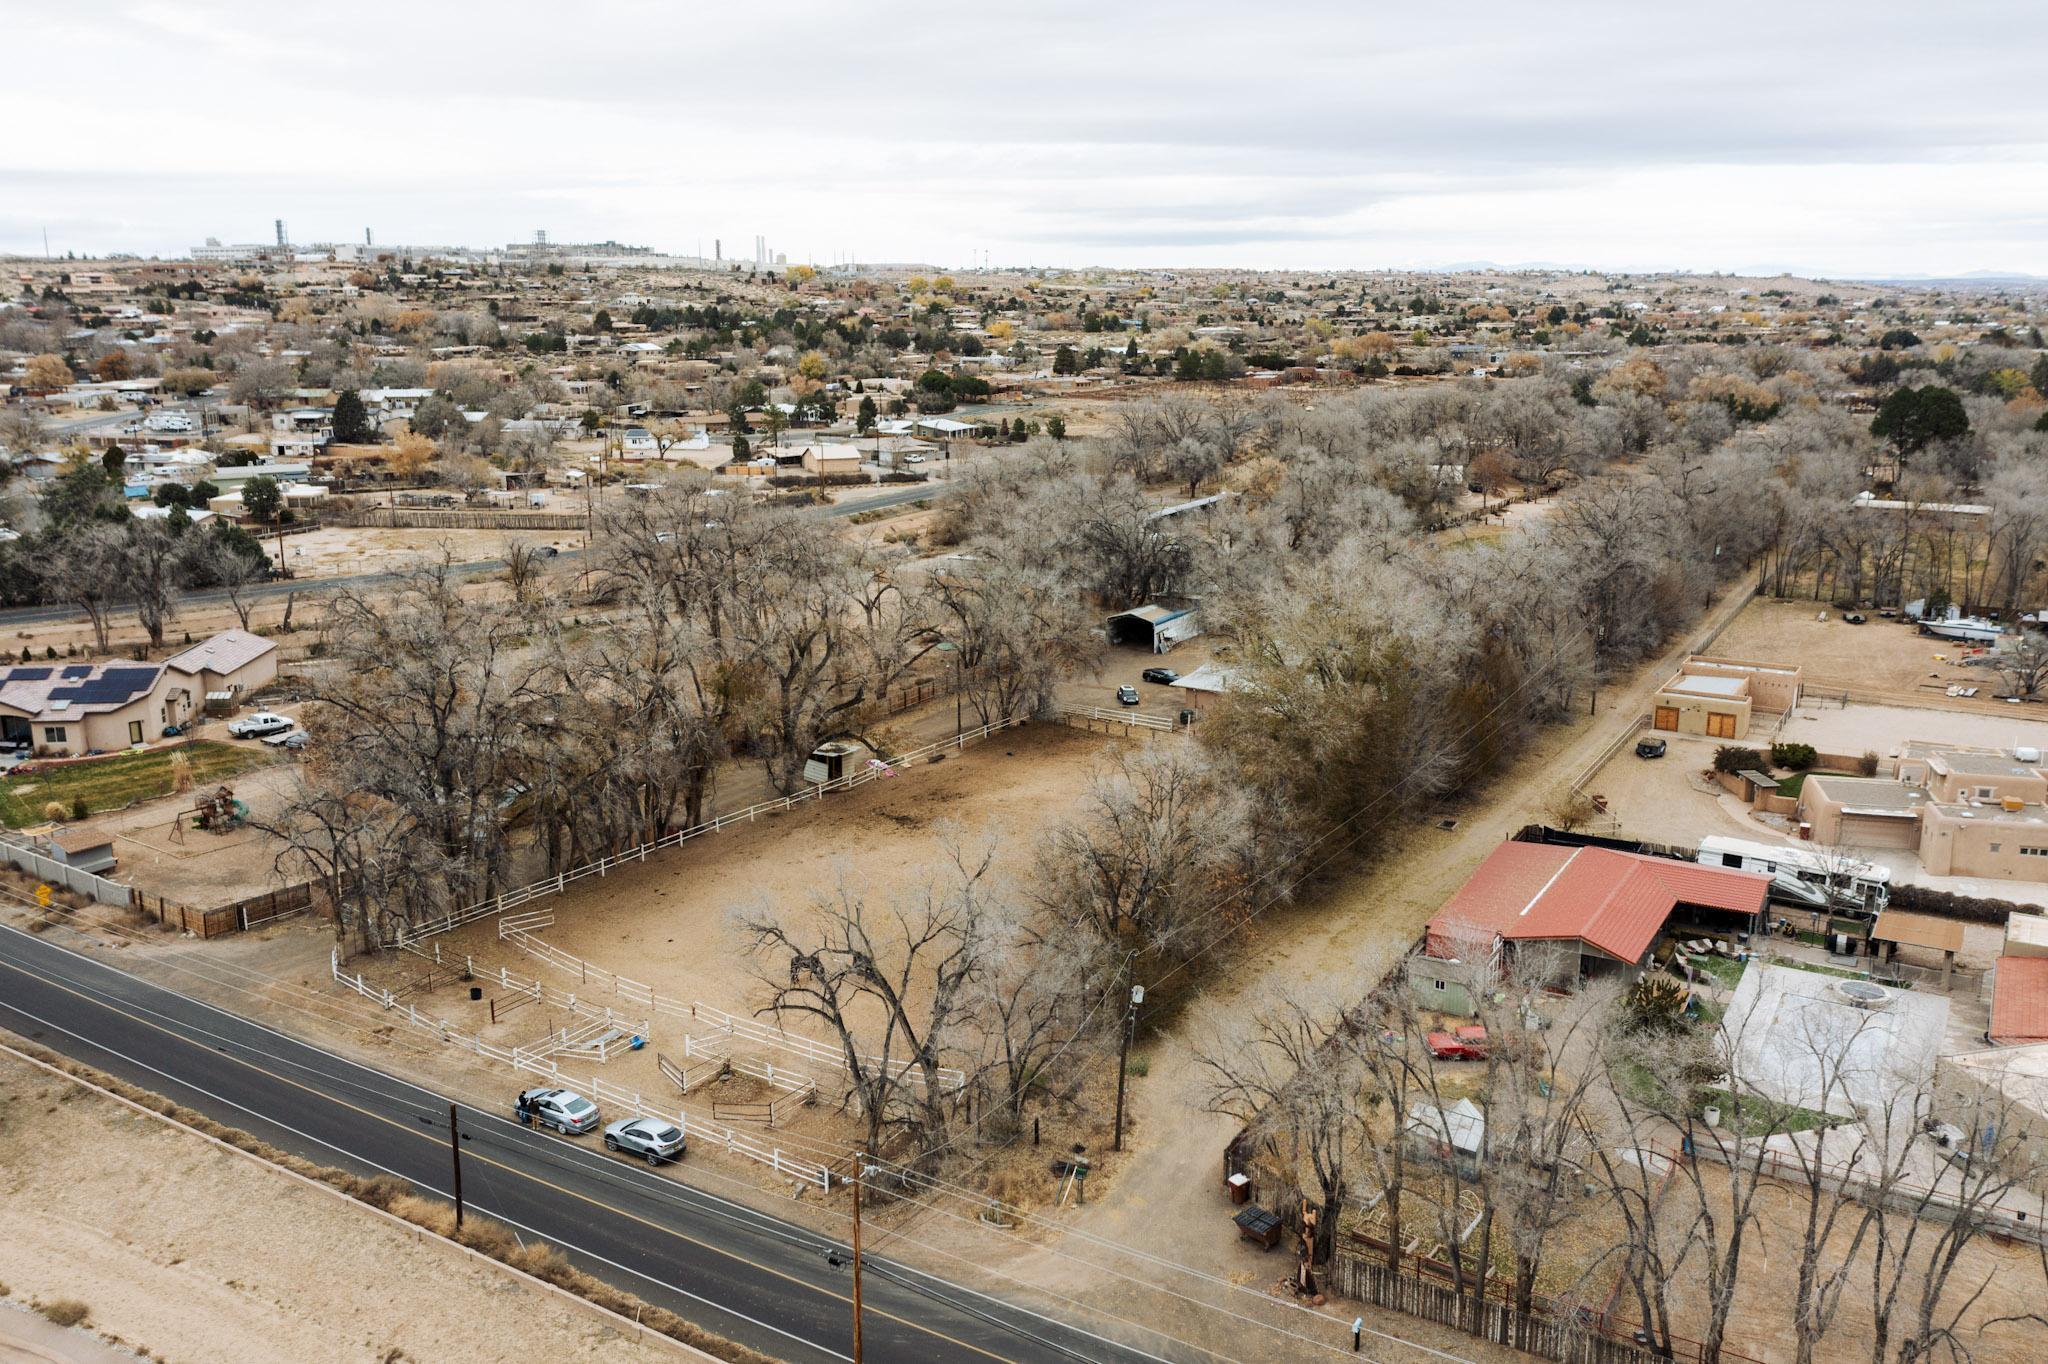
1105;604;1201;653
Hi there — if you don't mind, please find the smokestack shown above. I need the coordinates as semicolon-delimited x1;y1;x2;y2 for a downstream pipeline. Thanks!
275;218;287;246
365;227;373;246
715;238;720;262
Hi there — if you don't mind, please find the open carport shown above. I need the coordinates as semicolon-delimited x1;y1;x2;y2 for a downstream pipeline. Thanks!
1105;604;1200;653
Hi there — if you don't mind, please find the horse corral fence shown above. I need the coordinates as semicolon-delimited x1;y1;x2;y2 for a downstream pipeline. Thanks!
327;950;841;1189
1055;703;1177;734
499;911;964;1094
389;715;1035;950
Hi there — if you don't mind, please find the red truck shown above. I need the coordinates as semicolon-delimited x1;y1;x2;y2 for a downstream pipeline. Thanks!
1425;1024;1490;1061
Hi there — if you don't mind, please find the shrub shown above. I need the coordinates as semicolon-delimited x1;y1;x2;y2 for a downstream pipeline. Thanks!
1859;750;1881;777
70;797;89;822
1887;882;2044;926
42;801;68;823
1712;745;1771;775
1624;975;1691;1034
1771;742;1818;770
39;1299;90;1328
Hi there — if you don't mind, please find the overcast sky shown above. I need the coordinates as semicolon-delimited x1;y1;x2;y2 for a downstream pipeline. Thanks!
5;1;2045;276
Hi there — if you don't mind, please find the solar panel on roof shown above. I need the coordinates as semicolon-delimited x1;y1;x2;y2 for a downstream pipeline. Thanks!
59;665;91;678
5;667;52;682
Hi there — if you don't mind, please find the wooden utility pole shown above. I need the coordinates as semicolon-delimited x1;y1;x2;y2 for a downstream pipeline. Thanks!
1113;975;1143;1152
850;1159;865;1363
448;1102;464;1228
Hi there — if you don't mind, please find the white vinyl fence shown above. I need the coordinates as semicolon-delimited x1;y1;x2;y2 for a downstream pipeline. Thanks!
498;912;964;1093
328;950;838;1189
1056;703;1176;733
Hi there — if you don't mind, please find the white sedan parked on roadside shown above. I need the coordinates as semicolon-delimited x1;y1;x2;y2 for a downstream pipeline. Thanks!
603;1116;686;1165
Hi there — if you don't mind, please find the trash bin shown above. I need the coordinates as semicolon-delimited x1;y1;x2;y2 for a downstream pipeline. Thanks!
469;986;483;1001
1227;1172;1251;1205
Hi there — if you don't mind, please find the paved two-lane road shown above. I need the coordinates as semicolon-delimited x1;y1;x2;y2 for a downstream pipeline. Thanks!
0;924;1176;1364
0;482;948;628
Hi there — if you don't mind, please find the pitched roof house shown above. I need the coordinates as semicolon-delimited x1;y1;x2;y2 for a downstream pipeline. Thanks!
1426;840;1771;978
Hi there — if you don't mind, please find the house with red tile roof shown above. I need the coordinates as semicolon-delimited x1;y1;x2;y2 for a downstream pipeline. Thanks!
1424;839;1772;985
1990;913;2048;1045
1991;958;2048;1044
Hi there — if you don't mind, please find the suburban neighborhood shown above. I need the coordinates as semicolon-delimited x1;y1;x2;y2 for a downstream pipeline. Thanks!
4;6;2048;1364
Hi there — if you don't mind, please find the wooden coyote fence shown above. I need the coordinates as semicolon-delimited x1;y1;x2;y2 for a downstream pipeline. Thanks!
390;715;1033;949
222;882;319;930
338;506;591;531
1327;1253;1765;1364
133;891;239;938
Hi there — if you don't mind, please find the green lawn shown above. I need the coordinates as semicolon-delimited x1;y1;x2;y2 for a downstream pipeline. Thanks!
1687;952;1748;989
0;741;280;828
1701;1087;1841;1135
1771;955;1909;988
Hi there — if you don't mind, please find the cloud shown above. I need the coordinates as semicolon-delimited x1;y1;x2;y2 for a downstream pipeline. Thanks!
3;1;2045;273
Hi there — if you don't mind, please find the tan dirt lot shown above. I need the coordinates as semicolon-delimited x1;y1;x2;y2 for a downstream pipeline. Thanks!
1712;598;2027;705
0;1047;693;1364
388;722;1128;1130
1615;1163;2036;1364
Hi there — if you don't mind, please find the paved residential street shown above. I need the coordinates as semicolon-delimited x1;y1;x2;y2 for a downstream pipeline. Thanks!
0;482;948;628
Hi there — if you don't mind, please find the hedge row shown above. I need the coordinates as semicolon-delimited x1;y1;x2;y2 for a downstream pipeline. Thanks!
1886;881;2045;926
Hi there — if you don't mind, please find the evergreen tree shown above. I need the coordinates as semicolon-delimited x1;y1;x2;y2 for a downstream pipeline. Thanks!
331;388;375;444
1871;384;1970;458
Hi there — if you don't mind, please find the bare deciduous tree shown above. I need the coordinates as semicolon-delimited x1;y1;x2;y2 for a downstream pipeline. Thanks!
736;838;990;1164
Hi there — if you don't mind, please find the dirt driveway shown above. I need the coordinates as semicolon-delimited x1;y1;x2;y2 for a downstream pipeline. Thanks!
1042;576;1769;1352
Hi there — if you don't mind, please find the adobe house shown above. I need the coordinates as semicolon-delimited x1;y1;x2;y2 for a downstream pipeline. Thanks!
1649;655;1803;740
1799;742;2048;880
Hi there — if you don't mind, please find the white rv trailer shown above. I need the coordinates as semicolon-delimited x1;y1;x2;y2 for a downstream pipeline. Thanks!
1695;835;1891;916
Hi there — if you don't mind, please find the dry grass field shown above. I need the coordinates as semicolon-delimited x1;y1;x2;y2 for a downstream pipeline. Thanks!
0;1047;694;1364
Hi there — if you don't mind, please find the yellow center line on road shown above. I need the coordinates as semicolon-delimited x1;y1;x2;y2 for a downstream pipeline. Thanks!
0;952;1024;1364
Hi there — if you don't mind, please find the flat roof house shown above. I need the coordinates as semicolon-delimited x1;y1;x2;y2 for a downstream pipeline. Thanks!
1799;742;2048;880
1650;655;1802;740
799;444;863;475
1425;840;1771;984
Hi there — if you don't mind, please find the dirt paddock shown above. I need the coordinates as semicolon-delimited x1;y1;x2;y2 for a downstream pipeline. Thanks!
353;721;1135;1151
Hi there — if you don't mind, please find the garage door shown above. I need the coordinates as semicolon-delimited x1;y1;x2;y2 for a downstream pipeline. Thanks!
1654;707;1679;731
1837;813;1920;850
